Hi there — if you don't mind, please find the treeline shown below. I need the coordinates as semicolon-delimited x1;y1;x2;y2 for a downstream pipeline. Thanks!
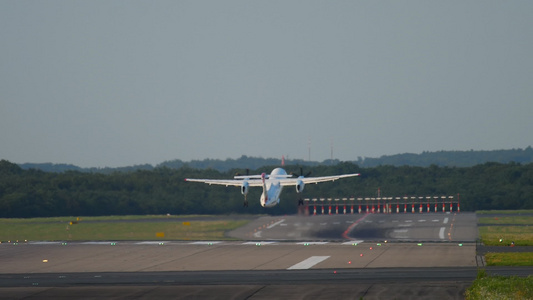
357;147;533;167
1;160;532;218
18;147;533;173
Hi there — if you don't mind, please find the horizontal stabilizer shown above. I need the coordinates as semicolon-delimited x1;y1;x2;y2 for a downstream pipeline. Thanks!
234;175;264;179
234;174;294;179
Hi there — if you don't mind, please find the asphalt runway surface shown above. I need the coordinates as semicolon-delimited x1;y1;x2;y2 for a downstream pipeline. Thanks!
1;212;531;299
228;211;478;242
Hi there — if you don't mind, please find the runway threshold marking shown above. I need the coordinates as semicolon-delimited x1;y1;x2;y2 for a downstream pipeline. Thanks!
242;241;277;245
296;242;328;245
342;240;364;245
287;256;330;270
83;242;118;245
189;241;222;245
135;241;166;245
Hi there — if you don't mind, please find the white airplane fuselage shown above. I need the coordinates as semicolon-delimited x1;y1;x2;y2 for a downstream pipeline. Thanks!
260;168;286;207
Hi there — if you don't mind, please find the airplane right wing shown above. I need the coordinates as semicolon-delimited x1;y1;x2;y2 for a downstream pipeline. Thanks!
278;173;360;186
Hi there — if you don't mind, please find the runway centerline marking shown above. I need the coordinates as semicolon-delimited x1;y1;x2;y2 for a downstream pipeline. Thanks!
443;218;449;224
439;227;446;240
342;213;371;239
287;256;330;270
267;219;285;229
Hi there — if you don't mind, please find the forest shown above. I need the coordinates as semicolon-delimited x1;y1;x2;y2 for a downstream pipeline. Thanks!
1;159;532;218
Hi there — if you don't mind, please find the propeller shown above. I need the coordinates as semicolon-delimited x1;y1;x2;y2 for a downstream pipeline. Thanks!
291;167;311;206
235;168;250;177
291;167;312;178
235;169;250;208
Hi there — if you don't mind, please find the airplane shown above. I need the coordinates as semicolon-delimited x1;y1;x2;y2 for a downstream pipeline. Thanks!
185;167;360;208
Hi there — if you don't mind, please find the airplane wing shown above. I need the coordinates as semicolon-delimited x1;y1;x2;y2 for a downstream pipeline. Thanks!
278;173;360;186
184;178;264;187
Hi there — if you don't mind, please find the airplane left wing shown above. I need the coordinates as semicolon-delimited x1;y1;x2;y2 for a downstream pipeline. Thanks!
184;178;264;187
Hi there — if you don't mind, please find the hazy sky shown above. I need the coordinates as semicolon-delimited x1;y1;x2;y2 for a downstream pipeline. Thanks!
1;1;532;167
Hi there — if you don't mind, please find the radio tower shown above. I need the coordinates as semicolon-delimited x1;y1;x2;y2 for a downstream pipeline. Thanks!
330;138;334;163
308;138;311;161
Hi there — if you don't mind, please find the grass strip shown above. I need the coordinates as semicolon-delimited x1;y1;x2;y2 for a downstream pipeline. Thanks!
478;216;533;225
0;215;220;224
478;226;533;246
485;252;533;266
476;210;533;215
465;270;532;300
0;216;250;241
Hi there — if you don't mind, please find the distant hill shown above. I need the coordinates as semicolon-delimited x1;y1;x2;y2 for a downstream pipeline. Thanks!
18;147;533;173
18;163;154;174
356;147;533;168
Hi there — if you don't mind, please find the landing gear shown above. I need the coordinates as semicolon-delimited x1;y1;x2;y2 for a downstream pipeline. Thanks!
298;197;304;206
243;195;248;207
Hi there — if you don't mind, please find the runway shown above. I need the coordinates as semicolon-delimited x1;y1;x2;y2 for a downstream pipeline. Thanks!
0;212;529;299
227;211;477;242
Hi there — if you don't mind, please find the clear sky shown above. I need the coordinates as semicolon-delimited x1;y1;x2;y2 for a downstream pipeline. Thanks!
1;1;532;168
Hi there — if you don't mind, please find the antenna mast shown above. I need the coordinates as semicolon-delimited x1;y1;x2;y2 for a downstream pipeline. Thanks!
308;138;311;161
330;138;334;162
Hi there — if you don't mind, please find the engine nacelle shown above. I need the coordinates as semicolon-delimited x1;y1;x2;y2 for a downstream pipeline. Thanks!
241;181;249;195
295;179;305;193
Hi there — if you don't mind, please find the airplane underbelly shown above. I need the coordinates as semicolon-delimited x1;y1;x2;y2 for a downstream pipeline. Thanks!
264;186;281;207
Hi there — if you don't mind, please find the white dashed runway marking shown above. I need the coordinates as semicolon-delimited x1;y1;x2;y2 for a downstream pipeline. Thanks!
287;256;330;270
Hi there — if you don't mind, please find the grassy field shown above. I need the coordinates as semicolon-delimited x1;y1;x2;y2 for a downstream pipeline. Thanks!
478;213;533;246
485;252;533;266
479;226;533;247
465;270;532;300
469;210;533;299
478;215;533;225
0;215;251;241
477;209;533;215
